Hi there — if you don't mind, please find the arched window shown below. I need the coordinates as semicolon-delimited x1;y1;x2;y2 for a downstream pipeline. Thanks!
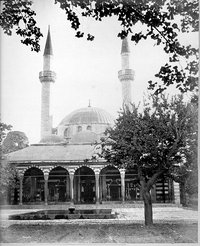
87;125;92;131
77;126;82;132
64;128;68;137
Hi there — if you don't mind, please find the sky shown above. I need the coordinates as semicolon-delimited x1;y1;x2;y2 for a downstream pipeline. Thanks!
1;0;198;144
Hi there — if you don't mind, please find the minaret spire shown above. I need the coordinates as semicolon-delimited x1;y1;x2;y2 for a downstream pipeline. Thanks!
39;26;56;140
44;25;53;56
118;37;134;110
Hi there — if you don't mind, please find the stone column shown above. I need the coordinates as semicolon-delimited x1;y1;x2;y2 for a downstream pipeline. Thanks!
120;169;126;203
95;170;100;204
69;171;74;204
44;174;49;205
78;169;81;203
19;175;23;205
99;174;102;203
173;181;180;205
102;174;106;200
66;175;70;201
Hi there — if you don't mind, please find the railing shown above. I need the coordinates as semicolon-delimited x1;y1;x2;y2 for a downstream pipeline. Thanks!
118;69;134;80
39;71;56;82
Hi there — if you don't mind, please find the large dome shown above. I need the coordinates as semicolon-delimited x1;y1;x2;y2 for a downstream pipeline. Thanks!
59;107;114;126
70;131;99;144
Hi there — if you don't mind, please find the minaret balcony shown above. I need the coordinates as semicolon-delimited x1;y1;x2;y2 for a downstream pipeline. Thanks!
118;69;134;81
39;71;56;83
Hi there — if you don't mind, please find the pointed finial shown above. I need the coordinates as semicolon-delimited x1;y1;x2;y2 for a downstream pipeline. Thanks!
44;25;53;56
88;99;91;107
121;37;130;54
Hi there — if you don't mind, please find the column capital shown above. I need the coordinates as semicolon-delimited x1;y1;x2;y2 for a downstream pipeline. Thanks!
17;168;25;179
69;170;75;176
119;168;126;175
18;172;24;179
44;173;49;181
41;168;50;180
94;169;100;176
68;167;75;174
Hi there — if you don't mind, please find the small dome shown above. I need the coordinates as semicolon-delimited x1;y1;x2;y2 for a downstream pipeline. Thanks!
40;135;64;144
70;131;98;144
59;107;114;126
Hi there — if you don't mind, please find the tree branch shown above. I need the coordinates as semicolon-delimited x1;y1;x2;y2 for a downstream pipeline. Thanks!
147;169;165;191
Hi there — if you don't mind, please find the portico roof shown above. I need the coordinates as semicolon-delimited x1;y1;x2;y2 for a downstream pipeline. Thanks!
7;144;104;163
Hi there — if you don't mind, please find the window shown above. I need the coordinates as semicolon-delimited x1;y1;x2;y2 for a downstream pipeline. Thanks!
64;128;68;137
77;126;82;132
87;125;92;131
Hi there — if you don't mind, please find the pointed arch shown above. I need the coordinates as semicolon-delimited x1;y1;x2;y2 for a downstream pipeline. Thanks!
48;166;70;202
100;165;121;202
23;167;45;203
74;166;95;204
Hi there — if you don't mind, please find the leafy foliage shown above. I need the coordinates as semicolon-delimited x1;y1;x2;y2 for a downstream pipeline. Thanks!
0;123;12;144
55;0;199;93
0;158;18;196
97;94;197;224
179;100;198;202
2;131;29;154
0;123;15;197
101;94;196;181
0;0;198;93
55;0;198;39
0;124;29;199
0;0;43;52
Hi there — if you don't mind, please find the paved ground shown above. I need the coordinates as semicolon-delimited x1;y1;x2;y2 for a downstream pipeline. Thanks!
0;206;198;227
1;222;198;243
0;206;198;243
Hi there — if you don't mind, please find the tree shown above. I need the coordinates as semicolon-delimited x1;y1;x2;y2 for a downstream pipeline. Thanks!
2;131;29;154
0;0;43;52
0;122;12;145
0;157;18;204
97;94;197;225
176;100;198;206
55;0;198;94
0;125;29;204
0;123;15;204
0;0;198;93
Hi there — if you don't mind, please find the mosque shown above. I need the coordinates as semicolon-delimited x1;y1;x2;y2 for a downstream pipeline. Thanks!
7;28;180;206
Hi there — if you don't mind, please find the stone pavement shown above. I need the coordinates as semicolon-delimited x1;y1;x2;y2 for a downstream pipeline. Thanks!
0;206;198;227
114;207;198;222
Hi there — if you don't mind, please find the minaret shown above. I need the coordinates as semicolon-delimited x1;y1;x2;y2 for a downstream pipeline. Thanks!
39;26;56;140
118;37;134;110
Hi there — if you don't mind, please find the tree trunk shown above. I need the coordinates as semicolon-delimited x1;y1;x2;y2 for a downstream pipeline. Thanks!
138;169;162;226
143;190;153;226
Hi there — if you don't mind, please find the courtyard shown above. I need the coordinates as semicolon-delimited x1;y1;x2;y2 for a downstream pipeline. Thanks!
0;205;198;243
1;223;198;243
